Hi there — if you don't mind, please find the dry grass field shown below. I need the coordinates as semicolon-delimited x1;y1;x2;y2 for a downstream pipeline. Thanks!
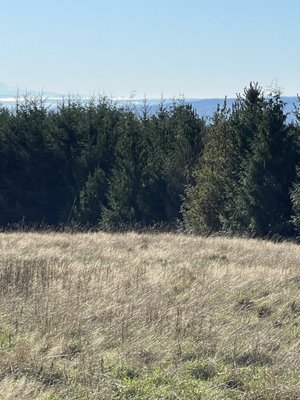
0;232;299;399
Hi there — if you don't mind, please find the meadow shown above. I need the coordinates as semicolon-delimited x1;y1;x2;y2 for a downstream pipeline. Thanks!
0;231;299;399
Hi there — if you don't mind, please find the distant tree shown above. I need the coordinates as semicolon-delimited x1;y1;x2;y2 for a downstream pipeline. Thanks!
184;83;298;237
0;96;62;224
0;106;19;224
75;167;106;225
0;87;298;236
50;97;99;223
224;85;298;236
152;101;205;223
290;98;300;233
101;111;146;229
73;98;122;225
182;100;234;233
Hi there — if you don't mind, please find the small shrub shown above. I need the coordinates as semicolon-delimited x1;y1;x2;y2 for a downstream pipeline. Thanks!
290;300;300;314
218;368;246;392
236;350;273;367
257;304;272;318
111;363;140;380
185;360;217;381
236;296;255;311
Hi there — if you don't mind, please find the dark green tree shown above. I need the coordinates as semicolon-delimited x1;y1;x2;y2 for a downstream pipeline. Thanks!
151;101;205;223
75;167;106;225
101;111;147;229
182;100;234;233
290;98;300;233
225;87;298;236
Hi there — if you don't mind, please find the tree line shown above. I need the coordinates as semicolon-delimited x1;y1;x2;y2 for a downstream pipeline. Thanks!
1;83;300;237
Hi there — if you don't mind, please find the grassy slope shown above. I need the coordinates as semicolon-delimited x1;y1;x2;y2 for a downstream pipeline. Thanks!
0;232;299;399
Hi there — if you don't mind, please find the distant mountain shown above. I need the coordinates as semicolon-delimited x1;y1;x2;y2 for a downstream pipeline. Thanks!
185;97;298;121
123;97;298;122
0;81;18;97
0;81;62;99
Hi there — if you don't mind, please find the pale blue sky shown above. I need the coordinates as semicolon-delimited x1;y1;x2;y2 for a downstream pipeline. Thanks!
1;0;299;98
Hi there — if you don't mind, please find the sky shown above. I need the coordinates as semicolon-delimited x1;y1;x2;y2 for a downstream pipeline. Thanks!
1;0;300;99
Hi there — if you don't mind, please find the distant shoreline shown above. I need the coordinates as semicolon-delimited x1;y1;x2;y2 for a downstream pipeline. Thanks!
1;95;297;121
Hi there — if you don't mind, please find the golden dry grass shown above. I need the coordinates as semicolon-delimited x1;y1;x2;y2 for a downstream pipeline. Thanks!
0;231;299;399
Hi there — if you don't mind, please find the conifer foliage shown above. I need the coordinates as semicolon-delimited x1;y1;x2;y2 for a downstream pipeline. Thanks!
183;83;299;237
0;84;300;237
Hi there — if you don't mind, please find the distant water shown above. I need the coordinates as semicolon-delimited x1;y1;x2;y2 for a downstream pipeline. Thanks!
118;97;299;123
0;96;298;121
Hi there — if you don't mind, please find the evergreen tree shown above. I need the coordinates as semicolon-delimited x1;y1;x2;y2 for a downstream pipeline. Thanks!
73;98;122;225
225;87;298;236
184;83;298;237
153;101;205;223
182;101;234;233
290;99;300;233
75;167;106;225
51;98;89;223
101;111;146;229
0;87;298;235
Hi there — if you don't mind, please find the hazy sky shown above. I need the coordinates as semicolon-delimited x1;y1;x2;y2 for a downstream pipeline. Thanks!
1;0;300;98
